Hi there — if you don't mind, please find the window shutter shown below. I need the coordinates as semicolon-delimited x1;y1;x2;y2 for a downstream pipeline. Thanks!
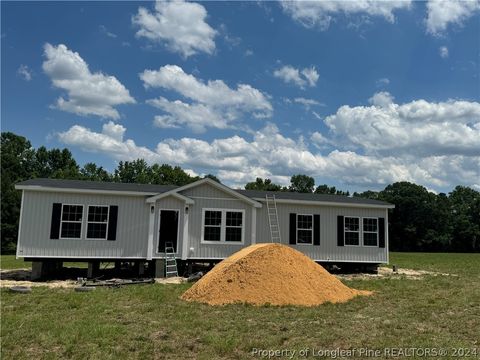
50;203;62;239
337;215;344;246
379;217;385;248
313;214;320;246
107;205;118;241
289;213;296;244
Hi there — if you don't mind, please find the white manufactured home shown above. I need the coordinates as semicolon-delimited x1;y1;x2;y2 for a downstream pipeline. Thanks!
15;178;394;278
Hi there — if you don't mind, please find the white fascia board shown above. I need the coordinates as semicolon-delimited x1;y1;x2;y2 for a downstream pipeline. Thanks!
146;191;194;204
252;197;395;209
15;185;155;197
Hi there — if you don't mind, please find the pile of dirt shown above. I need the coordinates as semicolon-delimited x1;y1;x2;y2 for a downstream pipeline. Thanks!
181;243;371;306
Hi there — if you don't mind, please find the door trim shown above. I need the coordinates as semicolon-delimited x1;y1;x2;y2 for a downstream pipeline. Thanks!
157;209;180;254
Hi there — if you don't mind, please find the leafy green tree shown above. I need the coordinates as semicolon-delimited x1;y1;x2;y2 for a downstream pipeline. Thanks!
289;174;315;193
245;177;282;191
81;163;112;182
449;186;480;252
150;164;198;185
34;146;80;179
315;184;350;196
113;161;197;186
204;174;221;183
1;133;36;253
379;182;450;251
353;190;379;200
113;159;152;184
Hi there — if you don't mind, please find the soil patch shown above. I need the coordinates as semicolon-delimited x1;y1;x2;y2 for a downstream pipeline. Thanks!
337;267;457;280
1;269;77;288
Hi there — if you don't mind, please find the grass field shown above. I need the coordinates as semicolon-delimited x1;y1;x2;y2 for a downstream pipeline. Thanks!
1;253;479;359
0;255;32;270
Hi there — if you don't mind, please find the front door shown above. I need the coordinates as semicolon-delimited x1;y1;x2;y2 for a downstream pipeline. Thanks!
158;210;179;253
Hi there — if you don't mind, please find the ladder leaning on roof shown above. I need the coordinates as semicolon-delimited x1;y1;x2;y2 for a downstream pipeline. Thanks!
266;194;281;243
164;242;178;277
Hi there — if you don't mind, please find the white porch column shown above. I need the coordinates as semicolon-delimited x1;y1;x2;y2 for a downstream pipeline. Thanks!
251;207;257;244
147;204;155;260
181;206;190;260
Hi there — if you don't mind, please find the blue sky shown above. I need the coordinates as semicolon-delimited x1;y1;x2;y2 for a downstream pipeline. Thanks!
2;1;479;192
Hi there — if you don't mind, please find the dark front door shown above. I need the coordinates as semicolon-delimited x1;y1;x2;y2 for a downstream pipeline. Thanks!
158;210;179;253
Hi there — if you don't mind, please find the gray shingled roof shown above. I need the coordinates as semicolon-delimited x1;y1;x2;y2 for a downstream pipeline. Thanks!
17;178;392;207
237;189;391;206
17;178;177;194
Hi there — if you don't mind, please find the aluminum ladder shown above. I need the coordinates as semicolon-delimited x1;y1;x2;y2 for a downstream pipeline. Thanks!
164;242;178;277
266;194;281;243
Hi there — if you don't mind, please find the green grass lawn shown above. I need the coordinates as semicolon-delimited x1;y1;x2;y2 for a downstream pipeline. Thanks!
0;255;32;270
2;253;479;359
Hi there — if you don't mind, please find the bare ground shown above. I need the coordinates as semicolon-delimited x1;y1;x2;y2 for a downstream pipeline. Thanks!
0;268;185;288
336;266;457;280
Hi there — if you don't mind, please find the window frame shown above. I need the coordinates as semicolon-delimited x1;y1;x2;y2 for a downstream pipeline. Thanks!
296;214;314;245
201;208;245;245
86;205;110;240
344;216;360;247
59;204;84;240
362;217;379;247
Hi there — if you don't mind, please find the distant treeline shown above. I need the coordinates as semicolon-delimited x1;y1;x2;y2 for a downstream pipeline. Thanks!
2;132;479;254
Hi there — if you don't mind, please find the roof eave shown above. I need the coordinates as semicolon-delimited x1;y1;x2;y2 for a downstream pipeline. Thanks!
252;197;394;209
15;185;157;197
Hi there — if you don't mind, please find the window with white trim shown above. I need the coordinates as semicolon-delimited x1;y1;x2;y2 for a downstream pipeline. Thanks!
204;210;222;242
202;209;244;243
363;218;378;246
86;206;109;239
297;214;313;244
344;217;360;246
225;211;243;242
60;204;83;239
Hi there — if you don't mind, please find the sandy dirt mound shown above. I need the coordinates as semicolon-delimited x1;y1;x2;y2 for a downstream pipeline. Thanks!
181;243;371;306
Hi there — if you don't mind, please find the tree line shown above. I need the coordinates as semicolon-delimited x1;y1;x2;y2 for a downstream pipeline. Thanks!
2;132;479;253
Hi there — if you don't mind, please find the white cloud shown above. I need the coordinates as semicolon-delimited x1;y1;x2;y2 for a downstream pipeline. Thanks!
140;64;272;131
439;46;449;58
325;92;480;157
368;91;395;107
58;122;160;163
301;67;320;86
292;97;324;110
281;0;411;30
99;25;117;38
58;118;480;191
426;0;480;35
17;64;32;81
273;65;319;88
147;97;227;133
376;77;390;87
132;0;216;57
311;131;332;147
42;43;135;119
58;92;480;191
